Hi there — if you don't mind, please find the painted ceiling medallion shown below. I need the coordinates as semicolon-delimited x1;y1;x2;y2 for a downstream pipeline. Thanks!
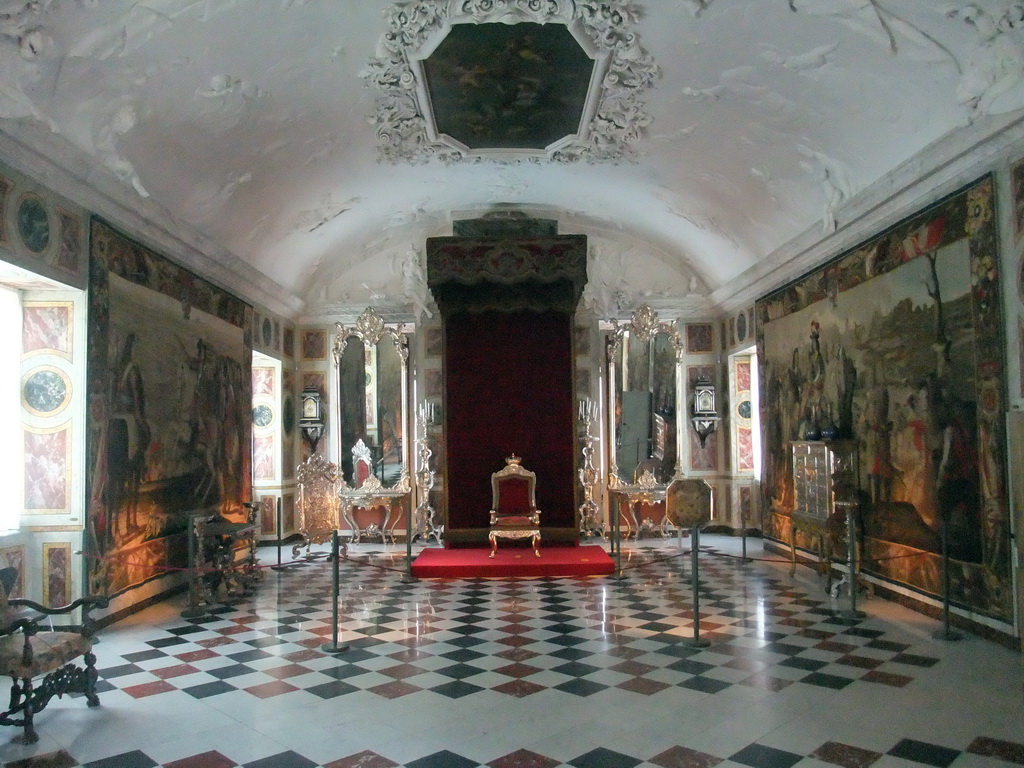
362;0;658;164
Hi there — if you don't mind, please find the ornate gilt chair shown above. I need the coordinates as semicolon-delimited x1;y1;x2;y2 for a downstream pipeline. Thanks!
0;567;108;744
489;454;542;558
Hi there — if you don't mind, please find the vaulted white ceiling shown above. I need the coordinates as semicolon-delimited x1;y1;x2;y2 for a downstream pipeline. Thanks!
2;0;1024;322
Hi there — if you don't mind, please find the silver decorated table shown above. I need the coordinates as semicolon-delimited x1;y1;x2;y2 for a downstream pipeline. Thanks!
339;473;411;545
608;470;671;539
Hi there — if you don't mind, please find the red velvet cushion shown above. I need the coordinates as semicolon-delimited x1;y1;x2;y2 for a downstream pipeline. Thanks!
496;477;530;515
495;515;534;527
356;459;371;487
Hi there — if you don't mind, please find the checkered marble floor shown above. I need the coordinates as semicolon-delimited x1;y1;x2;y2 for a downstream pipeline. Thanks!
3;536;1023;768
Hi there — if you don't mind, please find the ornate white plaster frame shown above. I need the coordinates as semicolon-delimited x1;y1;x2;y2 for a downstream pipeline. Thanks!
362;0;658;164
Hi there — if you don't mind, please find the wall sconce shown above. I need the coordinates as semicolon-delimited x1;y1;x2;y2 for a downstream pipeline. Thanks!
690;375;719;447
299;385;325;451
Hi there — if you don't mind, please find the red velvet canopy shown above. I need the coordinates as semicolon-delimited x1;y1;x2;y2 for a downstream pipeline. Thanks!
427;228;586;545
444;311;576;541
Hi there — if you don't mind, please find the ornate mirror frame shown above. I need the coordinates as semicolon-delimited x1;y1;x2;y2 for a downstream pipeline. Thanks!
332;307;412;500
605;304;684;490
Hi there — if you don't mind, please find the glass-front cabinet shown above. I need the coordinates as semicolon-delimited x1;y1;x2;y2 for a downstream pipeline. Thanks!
791;440;857;523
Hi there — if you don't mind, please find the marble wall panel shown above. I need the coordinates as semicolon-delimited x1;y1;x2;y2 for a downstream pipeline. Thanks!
0;546;25;596
282;493;295;533
260;495;276;535
0;163;88;288
686;323;714;354
23;302;72;358
24;427;68;511
301;330;326;361
734;357;754;473
43;542;71;607
254;434;275;481
253;366;275;396
54;209;82;278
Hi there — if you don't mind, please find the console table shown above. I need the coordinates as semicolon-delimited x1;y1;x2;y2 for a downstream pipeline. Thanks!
609;471;670;539
339;473;411;544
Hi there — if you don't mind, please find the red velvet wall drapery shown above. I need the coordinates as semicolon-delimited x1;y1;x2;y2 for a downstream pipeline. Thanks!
444;311;576;537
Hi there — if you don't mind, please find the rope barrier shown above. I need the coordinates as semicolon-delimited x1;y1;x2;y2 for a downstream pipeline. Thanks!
703;550;793;564
337;550;407;574
79;550;238;574
615;543;933;572
79;541;417;580
78;536;933;581
617;549;691;572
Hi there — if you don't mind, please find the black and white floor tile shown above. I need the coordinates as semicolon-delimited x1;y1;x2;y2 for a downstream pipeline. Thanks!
2;536;1022;768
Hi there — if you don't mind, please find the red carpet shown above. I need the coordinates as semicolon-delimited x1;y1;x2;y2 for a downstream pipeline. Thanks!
411;545;615;578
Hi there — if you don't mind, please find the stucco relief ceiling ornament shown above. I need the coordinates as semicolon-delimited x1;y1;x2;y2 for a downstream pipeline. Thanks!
361;0;659;164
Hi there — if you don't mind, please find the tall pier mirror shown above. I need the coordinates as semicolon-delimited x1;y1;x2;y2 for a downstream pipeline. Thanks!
333;307;412;542
607;304;683;486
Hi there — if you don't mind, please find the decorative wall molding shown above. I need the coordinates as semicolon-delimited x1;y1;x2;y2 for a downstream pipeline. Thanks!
712;110;1024;314
362;0;659;164
0;126;304;320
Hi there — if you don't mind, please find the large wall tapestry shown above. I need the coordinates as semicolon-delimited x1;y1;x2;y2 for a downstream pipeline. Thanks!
86;219;252;596
757;176;1012;622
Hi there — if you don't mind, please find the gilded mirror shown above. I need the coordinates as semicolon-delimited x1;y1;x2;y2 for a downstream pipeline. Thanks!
606;304;683;486
333;307;411;492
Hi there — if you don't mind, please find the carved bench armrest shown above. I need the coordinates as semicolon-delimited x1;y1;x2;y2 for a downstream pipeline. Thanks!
8;594;109;637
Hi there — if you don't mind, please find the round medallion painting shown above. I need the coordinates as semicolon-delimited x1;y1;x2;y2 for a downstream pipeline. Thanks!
738;399;752;420
23;368;70;416
252;404;274;428
17;194;50;253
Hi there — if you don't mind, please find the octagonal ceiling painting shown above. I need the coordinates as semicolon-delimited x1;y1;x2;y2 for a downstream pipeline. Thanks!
422;22;595;151
364;1;657;164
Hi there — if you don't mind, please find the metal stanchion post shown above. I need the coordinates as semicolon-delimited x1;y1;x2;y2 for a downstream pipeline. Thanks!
613;499;624;579
687;524;710;648
933;517;963;641
837;502;865;620
270;498;294;571
321;530;350;654
181;514;210;619
740;507;750;564
401;497;416;583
